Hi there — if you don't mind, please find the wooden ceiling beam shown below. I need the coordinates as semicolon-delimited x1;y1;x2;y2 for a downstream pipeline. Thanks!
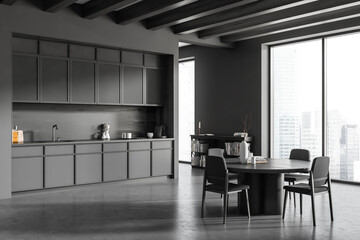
145;0;258;30
199;0;360;39
0;0;17;5
116;0;197;25
43;0;77;12
82;0;142;19
172;0;317;34
221;4;360;42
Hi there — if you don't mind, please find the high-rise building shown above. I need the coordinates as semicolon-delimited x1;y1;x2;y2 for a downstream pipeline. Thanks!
340;124;359;181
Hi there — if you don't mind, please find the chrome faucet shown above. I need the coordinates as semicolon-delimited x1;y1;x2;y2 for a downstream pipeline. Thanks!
52;124;58;142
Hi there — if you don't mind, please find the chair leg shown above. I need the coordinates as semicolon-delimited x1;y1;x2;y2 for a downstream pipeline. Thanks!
227;195;229;215
300;193;303;215
223;194;228;224
245;189;250;218
288;182;291;200
293;182;296;208
329;190;334;221
311;192;316;226
201;188;206;218
282;190;288;219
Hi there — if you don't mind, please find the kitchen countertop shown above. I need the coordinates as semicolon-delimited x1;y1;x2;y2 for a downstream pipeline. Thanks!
12;137;174;147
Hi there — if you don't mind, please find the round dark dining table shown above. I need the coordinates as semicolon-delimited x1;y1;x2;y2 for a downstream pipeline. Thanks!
226;158;311;215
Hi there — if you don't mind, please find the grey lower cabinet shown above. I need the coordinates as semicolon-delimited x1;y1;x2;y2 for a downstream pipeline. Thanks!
103;152;128;181
129;151;151;179
45;155;74;188
12;157;43;192
12;146;43;192
152;149;172;176
44;144;74;188
76;154;102;184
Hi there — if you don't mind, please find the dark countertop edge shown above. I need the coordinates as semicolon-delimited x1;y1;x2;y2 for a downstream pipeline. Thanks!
12;138;175;147
190;134;253;141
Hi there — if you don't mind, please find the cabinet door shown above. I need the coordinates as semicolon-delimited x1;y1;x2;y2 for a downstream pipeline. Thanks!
122;51;143;66
75;154;102;184
146;68;164;105
13;55;38;102
103;152;128;182
123;66;143;104
71;60;96;103
12;157;43;192
99;63;120;104
152;149;172;176
45;155;74;188
129;151;150;179
41;57;68;102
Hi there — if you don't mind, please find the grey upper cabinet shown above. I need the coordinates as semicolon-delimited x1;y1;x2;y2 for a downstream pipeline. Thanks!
146;68;164;105
122;51;143;66
71;60;96;103
123;66;143;104
13;55;38;102
40;41;68;58
41;57;68;103
12;38;38;54
70;45;95;60
98;63;120;104
144;54;163;68
97;48;121;63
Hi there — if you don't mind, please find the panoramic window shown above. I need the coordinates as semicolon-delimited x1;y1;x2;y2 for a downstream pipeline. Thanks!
271;32;360;183
178;59;195;162
271;40;322;160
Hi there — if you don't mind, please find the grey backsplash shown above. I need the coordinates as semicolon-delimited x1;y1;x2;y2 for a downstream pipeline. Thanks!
13;103;157;141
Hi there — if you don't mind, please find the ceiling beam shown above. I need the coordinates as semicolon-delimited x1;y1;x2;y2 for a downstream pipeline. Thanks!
116;0;197;25
199;0;360;39
43;0;77;12
221;4;360;43
172;0;317;34
0;0;17;5
82;0;141;19
145;0;258;30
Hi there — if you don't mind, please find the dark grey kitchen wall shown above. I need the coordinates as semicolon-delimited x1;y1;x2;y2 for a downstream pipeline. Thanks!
0;0;179;199
179;45;261;155
13;104;157;141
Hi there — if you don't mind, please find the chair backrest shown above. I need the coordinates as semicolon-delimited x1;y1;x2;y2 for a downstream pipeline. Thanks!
205;155;227;186
208;148;224;157
311;156;330;187
289;149;310;161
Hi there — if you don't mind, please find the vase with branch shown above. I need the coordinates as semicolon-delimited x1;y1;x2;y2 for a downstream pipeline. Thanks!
242;113;252;139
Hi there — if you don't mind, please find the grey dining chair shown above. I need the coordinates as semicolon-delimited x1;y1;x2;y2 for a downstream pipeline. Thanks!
208;148;238;181
201;155;250;224
284;149;310;207
282;156;334;226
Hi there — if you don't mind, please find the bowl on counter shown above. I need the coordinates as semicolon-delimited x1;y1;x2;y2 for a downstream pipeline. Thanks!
147;132;154;138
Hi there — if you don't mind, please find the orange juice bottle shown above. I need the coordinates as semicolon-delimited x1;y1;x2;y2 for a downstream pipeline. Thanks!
12;126;18;143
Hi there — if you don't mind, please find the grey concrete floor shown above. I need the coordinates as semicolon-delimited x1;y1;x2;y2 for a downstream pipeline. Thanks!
0;163;360;240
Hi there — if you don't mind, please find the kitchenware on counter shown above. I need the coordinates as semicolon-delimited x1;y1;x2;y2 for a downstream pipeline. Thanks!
147;132;154;138
154;125;164;138
121;132;132;139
